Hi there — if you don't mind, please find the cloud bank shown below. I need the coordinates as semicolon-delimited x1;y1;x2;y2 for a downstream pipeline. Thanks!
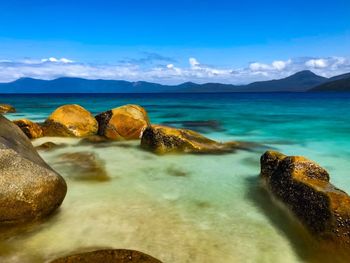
0;55;349;84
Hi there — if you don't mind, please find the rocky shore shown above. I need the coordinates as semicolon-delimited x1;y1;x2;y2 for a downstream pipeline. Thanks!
1;102;350;262
10;103;250;154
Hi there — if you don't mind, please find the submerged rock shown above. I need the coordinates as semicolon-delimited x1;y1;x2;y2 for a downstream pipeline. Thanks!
50;249;162;263
0;104;16;114
79;135;109;145
260;150;350;246
141;125;244;154
36;142;67;151
0;114;67;225
57;152;109;181
42;104;98;137
13;119;43;139
95;104;150;140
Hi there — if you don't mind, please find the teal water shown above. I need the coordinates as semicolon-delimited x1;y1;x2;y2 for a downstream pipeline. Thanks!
1;93;350;263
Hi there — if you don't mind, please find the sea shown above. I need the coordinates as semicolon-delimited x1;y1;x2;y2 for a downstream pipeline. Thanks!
1;92;350;263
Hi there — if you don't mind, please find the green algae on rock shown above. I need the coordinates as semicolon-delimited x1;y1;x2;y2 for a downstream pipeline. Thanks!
42;104;98;137
50;249;162;263
260;150;350;246
0;114;67;225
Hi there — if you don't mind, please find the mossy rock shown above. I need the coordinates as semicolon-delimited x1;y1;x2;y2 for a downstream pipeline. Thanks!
260;150;350;246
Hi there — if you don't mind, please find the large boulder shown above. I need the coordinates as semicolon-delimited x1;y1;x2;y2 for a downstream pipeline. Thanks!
50;249;162;263
260;150;350;245
141;125;244;154
0;114;67;225
42;104;98;137
13;119;43;139
95;105;150;140
0;104;16;114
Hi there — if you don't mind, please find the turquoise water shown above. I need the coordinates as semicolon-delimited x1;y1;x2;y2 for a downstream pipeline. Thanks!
1;93;350;262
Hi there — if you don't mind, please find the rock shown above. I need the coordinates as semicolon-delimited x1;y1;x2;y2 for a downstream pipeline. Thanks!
95;104;150;140
36;142;67;151
50;249;162;263
13;119;43;139
0;104;16;114
0;114;67;225
260;150;350;246
79;135;109;145
141;125;244;154
57;152;109;181
42;104;98;137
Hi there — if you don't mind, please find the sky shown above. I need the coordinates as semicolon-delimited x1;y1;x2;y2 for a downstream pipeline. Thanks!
0;0;349;84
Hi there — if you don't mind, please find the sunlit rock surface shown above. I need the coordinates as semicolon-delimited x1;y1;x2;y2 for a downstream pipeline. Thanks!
0;115;67;225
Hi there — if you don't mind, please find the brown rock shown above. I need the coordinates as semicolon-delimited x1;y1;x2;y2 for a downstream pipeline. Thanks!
0;114;67;225
141;125;243;154
35;142;67;151
42;104;98;137
95;105;150;140
57;152;109;181
50;249;162;263
13;119;43;139
260;150;350;246
0;104;16;114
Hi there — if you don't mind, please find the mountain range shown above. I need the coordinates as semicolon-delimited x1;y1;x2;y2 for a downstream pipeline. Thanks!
0;70;349;93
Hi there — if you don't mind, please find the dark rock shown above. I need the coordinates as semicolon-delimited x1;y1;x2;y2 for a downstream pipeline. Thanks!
166;166;188;177
260;150;350;246
50;249;162;263
141;125;245;154
0;114;67;225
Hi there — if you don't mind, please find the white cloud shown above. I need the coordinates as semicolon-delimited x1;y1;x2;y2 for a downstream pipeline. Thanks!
305;58;328;68
0;56;349;84
189;57;200;68
166;64;174;69
41;57;74;63
249;62;271;71
272;59;292;71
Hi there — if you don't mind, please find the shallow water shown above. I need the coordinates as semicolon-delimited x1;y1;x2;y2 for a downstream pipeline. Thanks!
1;93;350;262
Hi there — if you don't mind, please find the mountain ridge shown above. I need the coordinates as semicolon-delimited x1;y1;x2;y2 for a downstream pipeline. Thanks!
310;76;350;92
0;70;349;93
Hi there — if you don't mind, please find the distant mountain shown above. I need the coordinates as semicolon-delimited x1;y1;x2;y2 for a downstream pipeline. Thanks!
0;70;349;93
240;70;328;92
310;76;350;92
327;72;350;82
0;77;175;93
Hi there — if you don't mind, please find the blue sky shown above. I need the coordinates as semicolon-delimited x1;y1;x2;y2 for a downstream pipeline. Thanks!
0;0;349;84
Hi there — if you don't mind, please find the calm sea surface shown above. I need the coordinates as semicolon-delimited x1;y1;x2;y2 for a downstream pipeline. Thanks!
1;93;350;263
